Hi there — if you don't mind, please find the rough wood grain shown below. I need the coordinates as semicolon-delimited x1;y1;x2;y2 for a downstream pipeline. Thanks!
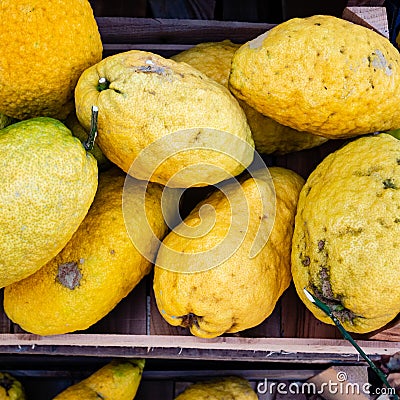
0;290;11;334
369;319;400;342
0;335;395;365
96;17;275;45
1;334;398;355
342;6;389;37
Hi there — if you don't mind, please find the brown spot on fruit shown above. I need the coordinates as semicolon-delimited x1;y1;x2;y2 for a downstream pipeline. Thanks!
320;267;334;299
302;256;310;266
181;313;200;328
312;268;358;324
57;262;82;290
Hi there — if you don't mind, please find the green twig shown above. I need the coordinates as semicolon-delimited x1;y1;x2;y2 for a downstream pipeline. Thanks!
83;105;98;151
303;288;398;400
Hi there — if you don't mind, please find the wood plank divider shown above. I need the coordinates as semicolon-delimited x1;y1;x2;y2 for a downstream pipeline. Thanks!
96;17;276;44
1;334;398;355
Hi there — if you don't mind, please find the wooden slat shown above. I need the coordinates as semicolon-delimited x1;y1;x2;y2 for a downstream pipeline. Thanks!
342;6;389;38
0;334;398;355
0;290;11;333
369;319;400;341
96;17;275;45
6;367;324;381
102;43;196;57
280;285;302;338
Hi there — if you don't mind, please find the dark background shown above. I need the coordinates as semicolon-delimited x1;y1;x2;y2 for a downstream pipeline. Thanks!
89;0;368;22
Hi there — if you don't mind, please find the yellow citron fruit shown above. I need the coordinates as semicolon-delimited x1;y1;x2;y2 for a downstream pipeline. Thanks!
5;168;168;335
0;118;97;288
52;359;145;400
0;372;25;400
291;133;400;333
230;15;400;139
75;50;254;188
0;0;102;120
172;40;241;88
154;167;304;338
173;40;327;154
174;376;258;400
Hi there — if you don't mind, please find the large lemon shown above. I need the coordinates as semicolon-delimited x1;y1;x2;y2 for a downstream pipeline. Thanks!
292;133;400;333
154;167;304;338
230;15;400;138
75;50;254;188
0;0;102;120
0;118;97;288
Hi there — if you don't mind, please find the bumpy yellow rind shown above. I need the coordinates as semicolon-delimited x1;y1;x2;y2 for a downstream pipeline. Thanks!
154;167;304;338
52;359;145;400
230;15;400;138
173;40;327;154
4;168;167;335
75;50;254;188
0;118;97;288
292;133;400;333
0;0;102;120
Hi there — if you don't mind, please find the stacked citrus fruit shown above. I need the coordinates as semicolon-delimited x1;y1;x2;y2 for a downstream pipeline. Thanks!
0;2;399;341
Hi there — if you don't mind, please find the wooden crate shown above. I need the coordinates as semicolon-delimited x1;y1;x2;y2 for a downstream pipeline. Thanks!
0;8;399;365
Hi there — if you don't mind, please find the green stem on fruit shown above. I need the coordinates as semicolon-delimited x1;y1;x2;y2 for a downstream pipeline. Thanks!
83;105;98;151
303;288;398;400
97;77;109;91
